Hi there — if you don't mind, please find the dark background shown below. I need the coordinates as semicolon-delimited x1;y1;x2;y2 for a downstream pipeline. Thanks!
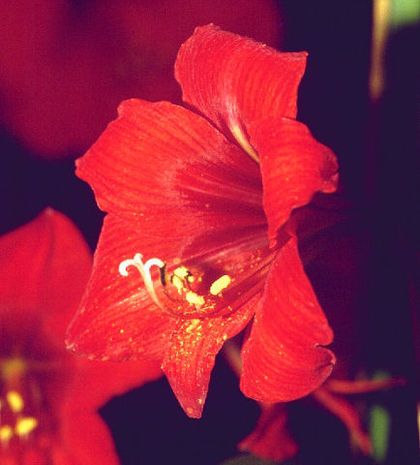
1;1;418;464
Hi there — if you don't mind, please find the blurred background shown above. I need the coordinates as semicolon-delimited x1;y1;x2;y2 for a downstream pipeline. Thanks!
0;1;418;464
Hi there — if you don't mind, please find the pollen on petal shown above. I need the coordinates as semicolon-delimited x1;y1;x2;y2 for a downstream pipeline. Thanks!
185;319;202;334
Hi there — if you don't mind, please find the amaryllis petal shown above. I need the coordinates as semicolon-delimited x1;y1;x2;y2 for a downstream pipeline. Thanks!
175;24;307;152
162;296;257;418
250;117;339;244
239;403;298;462
0;209;92;347
54;411;121;465
240;236;335;402
65;359;162;411
66;214;176;362
76;98;262;239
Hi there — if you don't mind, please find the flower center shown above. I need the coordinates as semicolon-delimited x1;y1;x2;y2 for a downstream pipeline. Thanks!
0;355;57;460
118;227;275;321
0;389;39;447
119;253;235;318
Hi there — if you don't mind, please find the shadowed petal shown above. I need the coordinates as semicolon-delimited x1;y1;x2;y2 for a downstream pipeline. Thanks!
239;403;298;462
240;237;335;402
162;296;257;418
250;117;339;244
76;98;262;241
175;24;307;151
313;388;372;455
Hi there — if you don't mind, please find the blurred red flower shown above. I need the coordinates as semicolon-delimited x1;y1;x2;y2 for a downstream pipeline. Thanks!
0;210;161;464
239;402;298;462
240;376;404;462
66;25;339;418
0;0;281;156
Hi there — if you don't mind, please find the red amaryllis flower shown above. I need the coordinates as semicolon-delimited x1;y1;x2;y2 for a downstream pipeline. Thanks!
66;24;339;418
0;210;161;464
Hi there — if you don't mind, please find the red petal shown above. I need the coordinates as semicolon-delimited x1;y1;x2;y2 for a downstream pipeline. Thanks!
54;411;121;465
0;209;92;347
175;24;307;149
66;214;176;362
162;296;256;418
250;117;339;244
239;403;298;462
240;237;335;402
65;358;162;410
76;98;262;238
326;377;405;395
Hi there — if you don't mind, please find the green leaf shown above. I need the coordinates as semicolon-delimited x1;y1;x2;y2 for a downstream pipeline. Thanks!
391;0;420;29
369;405;391;463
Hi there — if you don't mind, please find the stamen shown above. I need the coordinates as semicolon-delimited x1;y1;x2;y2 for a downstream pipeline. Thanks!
119;253;236;318
119;253;165;309
0;424;13;444
1;356;27;381
185;291;205;306
6;391;24;413
15;416;38;437
210;275;232;296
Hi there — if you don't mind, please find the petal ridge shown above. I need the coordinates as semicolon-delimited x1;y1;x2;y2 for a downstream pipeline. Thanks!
250;117;339;244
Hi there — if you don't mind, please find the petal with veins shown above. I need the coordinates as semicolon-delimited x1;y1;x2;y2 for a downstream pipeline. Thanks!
175;24;307;148
76;98;262;238
250;117;339;244
162;295;257;418
240;236;335;402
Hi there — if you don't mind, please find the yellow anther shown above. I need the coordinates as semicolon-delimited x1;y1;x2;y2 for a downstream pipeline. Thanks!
173;266;190;280
15;416;38;437
171;275;185;293
185;291;205;307
7;390;24;413
1;357;27;381
0;425;13;443
171;266;195;294
210;275;232;296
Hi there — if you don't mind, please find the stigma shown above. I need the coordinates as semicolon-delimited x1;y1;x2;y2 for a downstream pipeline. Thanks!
119;253;165;309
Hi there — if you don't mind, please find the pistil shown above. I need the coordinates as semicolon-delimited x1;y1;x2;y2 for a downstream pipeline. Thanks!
119;253;235;318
